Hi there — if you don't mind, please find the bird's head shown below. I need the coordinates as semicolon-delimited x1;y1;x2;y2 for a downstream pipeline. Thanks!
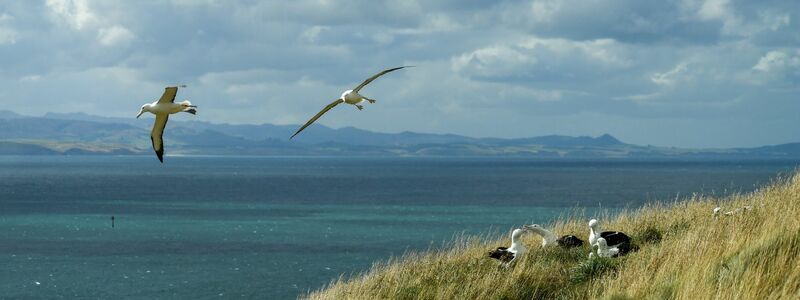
180;100;196;108
712;207;722;216
588;219;599;229
523;224;542;232
511;227;529;240
136;104;148;118
596;237;608;247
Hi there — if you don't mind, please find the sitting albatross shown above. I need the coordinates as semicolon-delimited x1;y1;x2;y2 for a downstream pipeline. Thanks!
593;237;621;258
488;227;529;265
136;85;197;163
290;66;413;139
588;219;633;255
523;224;584;248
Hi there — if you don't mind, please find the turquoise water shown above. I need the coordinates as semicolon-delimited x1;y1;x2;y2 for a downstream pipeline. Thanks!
0;156;797;299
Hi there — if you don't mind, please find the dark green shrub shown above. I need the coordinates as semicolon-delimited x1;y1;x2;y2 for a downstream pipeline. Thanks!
637;226;663;244
569;258;619;284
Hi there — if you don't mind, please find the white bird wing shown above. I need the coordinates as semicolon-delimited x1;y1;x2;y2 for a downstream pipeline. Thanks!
157;86;181;104
151;114;169;163
352;66;412;93
291;99;344;139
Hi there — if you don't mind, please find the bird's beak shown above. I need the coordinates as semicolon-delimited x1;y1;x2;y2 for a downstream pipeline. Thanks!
136;110;144;118
188;105;197;108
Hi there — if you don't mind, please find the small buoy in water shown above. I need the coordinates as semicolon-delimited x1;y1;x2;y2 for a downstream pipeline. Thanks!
111;216;115;228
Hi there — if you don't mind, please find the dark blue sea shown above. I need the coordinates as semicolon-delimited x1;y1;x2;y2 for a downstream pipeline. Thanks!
0;156;796;299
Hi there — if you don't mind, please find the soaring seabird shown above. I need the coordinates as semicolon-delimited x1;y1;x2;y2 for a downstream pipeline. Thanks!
488;227;529;265
136;85;197;163
593;237;621;258
588;219;633;255
523;224;584;248
290;66;413;139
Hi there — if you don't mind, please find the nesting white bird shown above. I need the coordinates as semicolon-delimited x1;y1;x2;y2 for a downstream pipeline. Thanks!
713;205;753;218
588;219;633;255
523;224;584;248
712;207;722;218
290;66;413;139
488;227;529;265
593;237;621;258
136;85;197;163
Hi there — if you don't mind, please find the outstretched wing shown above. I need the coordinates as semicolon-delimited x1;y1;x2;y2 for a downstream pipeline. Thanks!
151;114;169;163
352;66;412;93
290;99;344;139
157;85;184;104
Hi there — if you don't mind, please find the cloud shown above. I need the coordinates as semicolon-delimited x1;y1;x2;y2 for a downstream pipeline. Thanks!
0;13;16;45
97;25;134;46
651;63;689;86
452;37;629;82
18;75;42;82
753;50;800;72
46;0;97;30
0;1;797;148
301;26;329;43
45;0;135;47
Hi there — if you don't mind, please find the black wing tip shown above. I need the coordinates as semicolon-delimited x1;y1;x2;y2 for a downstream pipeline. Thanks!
156;150;164;163
390;66;415;71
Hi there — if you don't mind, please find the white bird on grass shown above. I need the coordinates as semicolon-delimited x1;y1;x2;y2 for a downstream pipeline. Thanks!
290;66;413;139
713;205;754;218
136;85;197;163
593;237;621;258
488;227;529;266
523;224;584;248
588;219;634;256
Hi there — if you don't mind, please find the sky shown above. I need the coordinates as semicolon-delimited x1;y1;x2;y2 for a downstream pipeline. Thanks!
0;0;798;148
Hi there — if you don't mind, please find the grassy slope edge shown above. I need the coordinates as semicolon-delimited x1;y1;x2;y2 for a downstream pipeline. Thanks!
306;171;800;299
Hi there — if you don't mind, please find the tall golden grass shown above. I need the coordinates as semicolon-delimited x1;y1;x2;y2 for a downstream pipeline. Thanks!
307;172;800;299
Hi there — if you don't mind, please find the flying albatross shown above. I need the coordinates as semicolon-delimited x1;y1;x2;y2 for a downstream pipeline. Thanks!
290;66;413;139
136;85;197;163
523;224;584;248
588;219;634;255
488;227;529;266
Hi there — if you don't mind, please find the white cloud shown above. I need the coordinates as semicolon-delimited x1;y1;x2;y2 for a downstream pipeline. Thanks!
46;0;98;30
652;63;689;86
0;13;16;45
615;92;661;103
301;26;329;43
753;50;800;72
46;0;135;47
452;45;535;77
452;36;629;80
97;25;134;46
19;75;42;83
0;27;16;45
529;0;562;23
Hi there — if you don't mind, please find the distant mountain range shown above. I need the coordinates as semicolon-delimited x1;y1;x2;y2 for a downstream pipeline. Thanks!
1;110;798;158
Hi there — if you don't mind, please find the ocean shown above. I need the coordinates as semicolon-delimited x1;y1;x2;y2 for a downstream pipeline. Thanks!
0;156;796;299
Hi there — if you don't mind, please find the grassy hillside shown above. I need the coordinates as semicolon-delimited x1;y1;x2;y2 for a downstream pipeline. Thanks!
307;171;800;299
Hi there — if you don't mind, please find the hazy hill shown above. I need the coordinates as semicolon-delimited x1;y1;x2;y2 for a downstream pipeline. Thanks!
1;110;798;158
